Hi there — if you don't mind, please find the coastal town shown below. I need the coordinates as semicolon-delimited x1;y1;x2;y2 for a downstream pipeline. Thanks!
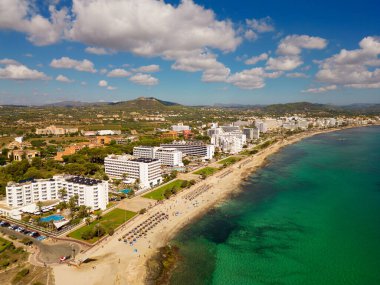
0;98;379;284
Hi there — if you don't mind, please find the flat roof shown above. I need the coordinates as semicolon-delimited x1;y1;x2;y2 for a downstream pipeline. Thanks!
65;176;103;186
130;157;159;163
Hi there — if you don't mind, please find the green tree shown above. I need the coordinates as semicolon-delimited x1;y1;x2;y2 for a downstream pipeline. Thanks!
58;188;67;200
36;201;43;212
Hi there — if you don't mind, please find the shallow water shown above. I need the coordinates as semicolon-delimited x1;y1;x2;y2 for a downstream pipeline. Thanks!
169;126;380;285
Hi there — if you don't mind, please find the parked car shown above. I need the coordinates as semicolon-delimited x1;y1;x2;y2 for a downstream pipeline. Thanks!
0;221;10;227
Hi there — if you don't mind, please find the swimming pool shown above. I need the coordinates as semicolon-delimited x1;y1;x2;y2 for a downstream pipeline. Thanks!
40;214;64;222
120;189;131;194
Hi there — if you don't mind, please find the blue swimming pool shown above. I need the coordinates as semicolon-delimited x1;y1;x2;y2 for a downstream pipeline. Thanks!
120;189;131;194
40;214;64;222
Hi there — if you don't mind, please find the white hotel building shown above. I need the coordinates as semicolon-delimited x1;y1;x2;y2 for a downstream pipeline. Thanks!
208;126;247;154
104;155;162;189
133;146;183;167
160;141;215;160
5;176;109;210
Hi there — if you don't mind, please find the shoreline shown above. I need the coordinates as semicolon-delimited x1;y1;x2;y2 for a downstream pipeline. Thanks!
52;125;378;285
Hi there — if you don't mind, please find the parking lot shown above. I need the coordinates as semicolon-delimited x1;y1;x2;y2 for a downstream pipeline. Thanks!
0;219;81;264
0;220;45;241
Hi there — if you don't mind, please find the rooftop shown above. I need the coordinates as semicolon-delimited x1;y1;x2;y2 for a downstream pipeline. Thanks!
66;176;103;186
131;157;159;163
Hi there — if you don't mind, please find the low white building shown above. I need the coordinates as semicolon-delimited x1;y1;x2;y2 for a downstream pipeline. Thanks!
171;123;190;132
133;146;183;167
5;175;109;210
97;130;122;136
104;155;162;189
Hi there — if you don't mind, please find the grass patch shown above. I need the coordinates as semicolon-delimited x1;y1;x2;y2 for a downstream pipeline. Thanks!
0;238;28;270
0;237;12;253
218;156;240;166
194;167;218;177
68;208;137;243
143;180;187;201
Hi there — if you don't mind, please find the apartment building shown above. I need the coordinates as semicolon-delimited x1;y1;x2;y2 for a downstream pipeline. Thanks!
160;141;215;160
6;175;109;210
208;126;247;154
104;155;162;189
133;146;183;167
243;128;260;140
35;125;78;135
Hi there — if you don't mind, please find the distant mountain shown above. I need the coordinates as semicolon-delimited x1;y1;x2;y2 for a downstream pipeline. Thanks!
41;97;181;109
214;103;265;108
108;97;181;109
213;102;380;115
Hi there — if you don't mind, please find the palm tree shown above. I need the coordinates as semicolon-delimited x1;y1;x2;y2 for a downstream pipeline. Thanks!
36;201;43;213
85;217;92;226
58;188;67;201
95;210;102;221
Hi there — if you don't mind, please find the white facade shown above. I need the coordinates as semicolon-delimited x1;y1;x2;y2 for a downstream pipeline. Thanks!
6;176;109;210
97;130;122;136
154;148;183;167
243;128;260;140
171;123;190;132
133;146;183;167
104;155;162;189
208;127;246;154
133;146;155;158
161;141;214;160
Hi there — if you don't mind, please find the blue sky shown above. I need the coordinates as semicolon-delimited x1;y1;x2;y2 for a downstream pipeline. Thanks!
0;0;379;105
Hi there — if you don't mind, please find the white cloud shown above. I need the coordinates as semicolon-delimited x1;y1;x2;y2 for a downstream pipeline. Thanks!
0;64;49;80
245;53;268;65
286;72;309;78
129;73;158;86
246;17;274;33
315;36;380;89
107;86;117;90
0;0;69;46
202;66;231;83
302;85;337;93
0;0;247;87
68;0;240;56
226;67;282;89
133;64;160;73
244;30;258;42
277;35;327;55
98;80;108;87
85;46;113;55
107;68;131;77
50;57;96;73
99;68;108;74
56;74;73;82
0;58;21;65
266;56;303;71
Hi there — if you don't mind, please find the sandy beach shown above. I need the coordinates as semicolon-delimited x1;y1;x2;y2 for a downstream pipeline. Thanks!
52;127;367;285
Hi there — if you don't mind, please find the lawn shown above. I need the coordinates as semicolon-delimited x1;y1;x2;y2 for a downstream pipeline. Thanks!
143;180;186;201
68;208;137;243
218;156;240;166
194;167;218;177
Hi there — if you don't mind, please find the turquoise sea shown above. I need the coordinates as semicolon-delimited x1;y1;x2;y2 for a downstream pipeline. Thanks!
169;126;380;285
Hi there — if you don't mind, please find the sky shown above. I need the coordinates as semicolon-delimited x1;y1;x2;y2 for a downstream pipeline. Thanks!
0;0;380;106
